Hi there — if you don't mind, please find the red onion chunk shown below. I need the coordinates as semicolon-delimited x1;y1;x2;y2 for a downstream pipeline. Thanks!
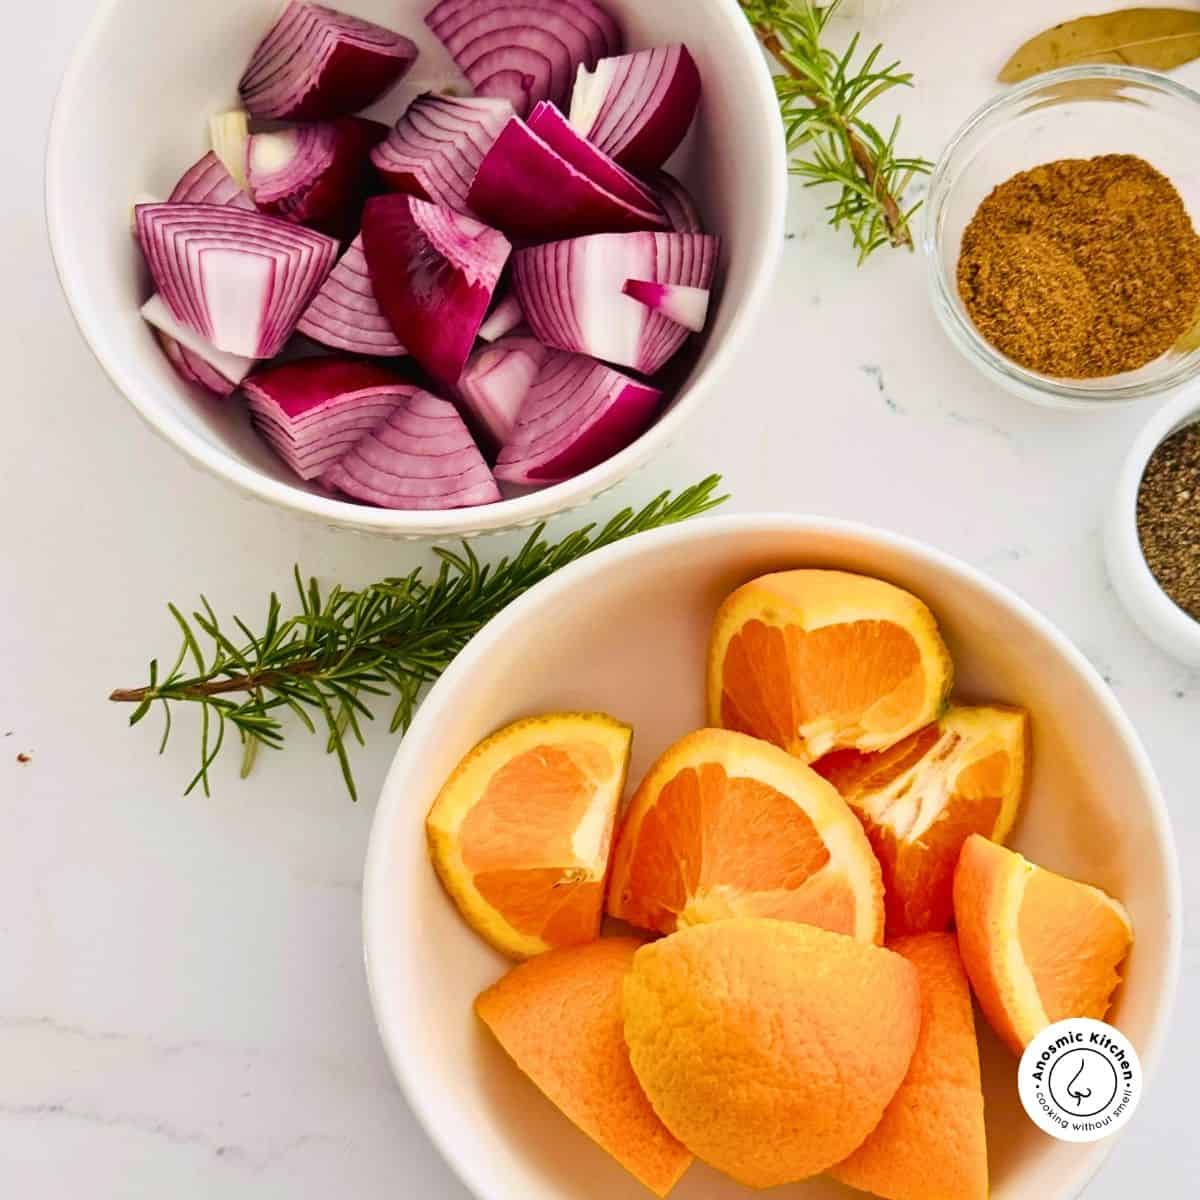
155;332;240;397
296;236;406;357
371;93;513;214
525;101;661;213
467;116;667;242
248;117;387;238
495;350;660;485
622;279;710;332
243;357;407;480
425;0;621;117
478;290;525;341
135;204;338;359
322;389;501;509
647;170;704;233
569;45;701;173
361;195;510;389
513;231;719;374
458;335;548;445
141;293;254;388
240;1;418;121
169;152;255;209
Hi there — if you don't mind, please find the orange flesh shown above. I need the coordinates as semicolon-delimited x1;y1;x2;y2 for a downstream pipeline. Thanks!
1018;868;1132;1024
458;741;613;943
615;762;861;935
817;729;1012;936
719;619;923;756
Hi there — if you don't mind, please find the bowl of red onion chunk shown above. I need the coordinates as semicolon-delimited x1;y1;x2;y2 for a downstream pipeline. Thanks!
48;0;786;536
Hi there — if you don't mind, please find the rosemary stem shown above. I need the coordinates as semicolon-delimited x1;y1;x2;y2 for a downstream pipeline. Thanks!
756;26;912;249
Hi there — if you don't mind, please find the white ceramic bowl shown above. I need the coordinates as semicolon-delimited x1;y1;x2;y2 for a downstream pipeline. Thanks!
363;514;1180;1200
46;0;786;538
1106;388;1200;665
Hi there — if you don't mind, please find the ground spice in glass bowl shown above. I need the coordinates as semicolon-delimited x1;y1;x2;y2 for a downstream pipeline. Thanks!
957;154;1200;379
1137;422;1200;621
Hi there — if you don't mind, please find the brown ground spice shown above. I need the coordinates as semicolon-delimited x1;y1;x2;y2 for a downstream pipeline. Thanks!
1138;422;1200;621
957;155;1200;378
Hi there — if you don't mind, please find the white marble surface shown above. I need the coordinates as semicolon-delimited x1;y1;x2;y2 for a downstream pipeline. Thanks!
2;0;1197;1195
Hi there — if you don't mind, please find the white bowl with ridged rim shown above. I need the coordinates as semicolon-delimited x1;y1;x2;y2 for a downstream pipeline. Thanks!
46;0;786;539
363;513;1180;1200
1105;387;1200;665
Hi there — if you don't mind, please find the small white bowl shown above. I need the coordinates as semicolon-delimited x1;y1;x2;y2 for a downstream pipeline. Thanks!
1106;388;1200;665
363;514;1180;1200
46;0;786;538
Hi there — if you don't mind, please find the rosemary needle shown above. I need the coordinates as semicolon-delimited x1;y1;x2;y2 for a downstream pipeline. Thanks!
110;476;728;801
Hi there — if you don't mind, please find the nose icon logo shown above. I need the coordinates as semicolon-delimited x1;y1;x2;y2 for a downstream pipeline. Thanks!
1066;1060;1092;1108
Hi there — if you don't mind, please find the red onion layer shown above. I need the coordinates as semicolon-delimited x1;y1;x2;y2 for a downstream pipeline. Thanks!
425;0;621;117
140;293;255;388
622;279;710;332
296;235;406;357
512;230;719;374
240;1;418;121
169;152;255;209
467;115;666;243
458;335;548;445
155;332;240;397
361;194;510;389
569;45;701;173
135;203;338;359
646;170;704;234
247;117;387;238
370;93;513;214
495;349;660;484
322;388;501;509
243;357;408;480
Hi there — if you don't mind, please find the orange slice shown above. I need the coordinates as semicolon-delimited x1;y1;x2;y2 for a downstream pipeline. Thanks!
952;834;1134;1055
606;728;885;943
623;918;921;1188
477;938;693;1197
816;704;1028;936
831;932;988;1200
426;713;632;959
708;569;954;762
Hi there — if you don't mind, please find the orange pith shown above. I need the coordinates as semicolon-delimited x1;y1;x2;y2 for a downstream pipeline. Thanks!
953;834;1134;1055
427;713;632;959
816;705;1028;936
476;938;692;1197
606;728;884;944
708;570;953;762
831;932;988;1200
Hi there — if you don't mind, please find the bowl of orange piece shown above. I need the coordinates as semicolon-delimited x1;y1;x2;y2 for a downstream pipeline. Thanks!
363;514;1180;1200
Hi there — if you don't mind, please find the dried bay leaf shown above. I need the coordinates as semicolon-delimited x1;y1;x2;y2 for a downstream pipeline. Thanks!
1000;8;1200;83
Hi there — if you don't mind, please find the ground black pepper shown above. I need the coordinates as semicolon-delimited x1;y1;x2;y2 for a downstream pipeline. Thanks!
957;155;1200;378
1137;422;1200;620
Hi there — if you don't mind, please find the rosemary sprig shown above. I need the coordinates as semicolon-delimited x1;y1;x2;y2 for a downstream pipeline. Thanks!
739;0;930;261
110;476;728;800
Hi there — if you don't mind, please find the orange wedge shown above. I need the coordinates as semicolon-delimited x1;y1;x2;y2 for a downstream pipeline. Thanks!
477;938;692;1196
427;713;632;959
708;569;954;762
831;932;988;1200
953;835;1134;1055
623;919;921;1188
816;704;1028;936
606;728;885;943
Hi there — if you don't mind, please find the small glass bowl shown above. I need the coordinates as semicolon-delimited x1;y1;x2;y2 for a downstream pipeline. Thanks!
924;66;1200;409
